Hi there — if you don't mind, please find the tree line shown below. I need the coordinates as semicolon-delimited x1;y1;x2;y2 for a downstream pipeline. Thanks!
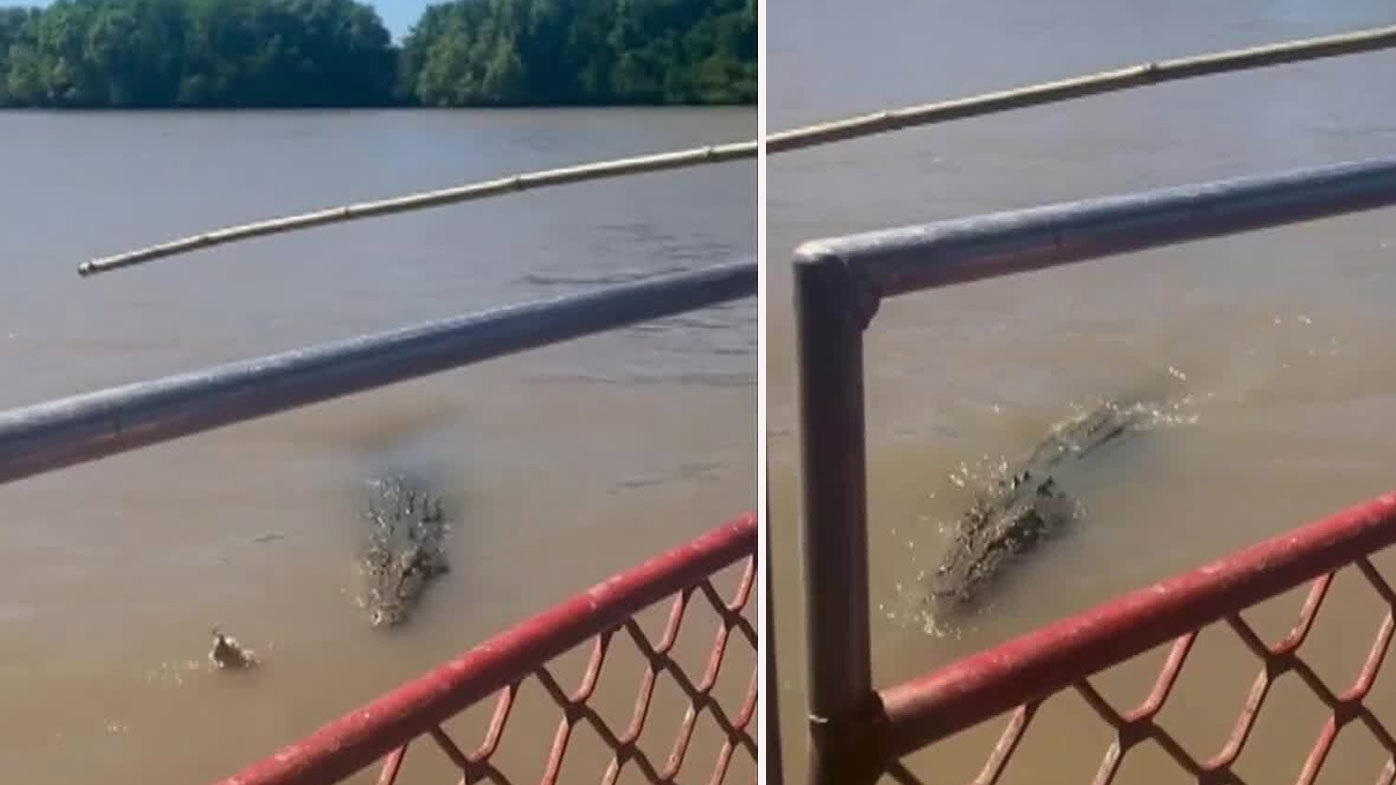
0;0;756;108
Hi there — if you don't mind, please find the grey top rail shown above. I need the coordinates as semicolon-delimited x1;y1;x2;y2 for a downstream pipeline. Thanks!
794;155;1396;300
0;260;754;486
75;24;1396;278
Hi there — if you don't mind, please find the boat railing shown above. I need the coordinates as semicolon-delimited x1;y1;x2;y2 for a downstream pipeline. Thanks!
220;513;757;785
791;157;1396;784
0;260;757;784
0;262;753;484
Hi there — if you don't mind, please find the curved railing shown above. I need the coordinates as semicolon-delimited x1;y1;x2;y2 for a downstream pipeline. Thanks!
791;156;1396;784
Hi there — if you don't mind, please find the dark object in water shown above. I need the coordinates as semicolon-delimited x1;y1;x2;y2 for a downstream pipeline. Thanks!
209;627;257;669
359;475;450;628
927;402;1147;615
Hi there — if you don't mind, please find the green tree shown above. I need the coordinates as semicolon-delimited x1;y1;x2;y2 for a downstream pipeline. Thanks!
0;0;395;107
0;0;755;108
0;8;40;105
82;0;185;106
399;0;756;107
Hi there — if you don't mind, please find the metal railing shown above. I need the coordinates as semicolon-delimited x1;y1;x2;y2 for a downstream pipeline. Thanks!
0;260;753;484
877;496;1396;785
0;259;756;783
790;156;1396;784
219;512;757;785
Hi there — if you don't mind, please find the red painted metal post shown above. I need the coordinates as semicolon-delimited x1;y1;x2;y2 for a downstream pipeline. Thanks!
793;245;886;785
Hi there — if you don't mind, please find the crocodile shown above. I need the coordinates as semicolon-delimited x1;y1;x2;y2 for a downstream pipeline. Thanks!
925;401;1151;617
358;474;451;628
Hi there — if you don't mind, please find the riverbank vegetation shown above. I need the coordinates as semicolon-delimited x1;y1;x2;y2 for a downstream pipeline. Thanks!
0;0;756;108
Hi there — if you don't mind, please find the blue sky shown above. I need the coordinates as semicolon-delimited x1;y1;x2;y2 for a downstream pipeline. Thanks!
0;0;436;40
365;0;436;39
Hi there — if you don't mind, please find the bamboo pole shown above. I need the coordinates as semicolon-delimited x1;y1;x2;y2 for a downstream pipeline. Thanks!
769;23;1396;153
77;140;756;276
77;23;1396;277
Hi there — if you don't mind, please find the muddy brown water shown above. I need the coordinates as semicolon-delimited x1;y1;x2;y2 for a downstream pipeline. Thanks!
769;1;1396;781
0;108;754;783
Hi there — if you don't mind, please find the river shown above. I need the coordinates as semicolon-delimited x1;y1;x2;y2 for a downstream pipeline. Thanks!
769;1;1396;781
0;107;755;783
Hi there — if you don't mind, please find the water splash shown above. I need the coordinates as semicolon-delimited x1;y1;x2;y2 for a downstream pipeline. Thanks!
900;383;1201;637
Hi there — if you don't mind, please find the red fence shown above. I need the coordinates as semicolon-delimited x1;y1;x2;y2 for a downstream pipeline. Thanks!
214;512;757;785
876;494;1396;785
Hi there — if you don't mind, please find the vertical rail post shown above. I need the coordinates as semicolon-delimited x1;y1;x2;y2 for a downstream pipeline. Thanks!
765;488;785;785
793;246;885;785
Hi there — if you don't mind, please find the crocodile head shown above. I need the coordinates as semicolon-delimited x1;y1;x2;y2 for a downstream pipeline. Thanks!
924;399;1150;618
359;475;451;628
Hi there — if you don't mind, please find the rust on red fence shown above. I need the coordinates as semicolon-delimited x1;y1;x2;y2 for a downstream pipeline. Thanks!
874;493;1396;785
215;512;757;785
